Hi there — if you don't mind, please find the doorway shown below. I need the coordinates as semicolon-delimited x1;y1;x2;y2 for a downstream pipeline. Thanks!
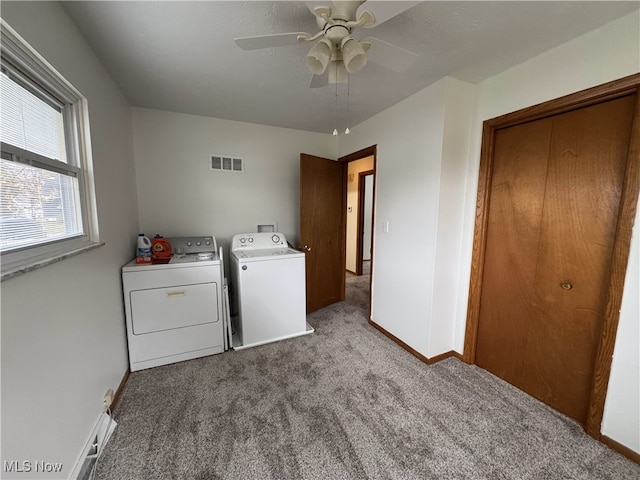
463;74;640;437
341;146;377;316
359;171;374;277
299;146;377;315
345;158;374;276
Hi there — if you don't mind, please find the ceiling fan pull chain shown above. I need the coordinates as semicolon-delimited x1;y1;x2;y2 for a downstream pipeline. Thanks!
333;61;339;136
345;74;351;135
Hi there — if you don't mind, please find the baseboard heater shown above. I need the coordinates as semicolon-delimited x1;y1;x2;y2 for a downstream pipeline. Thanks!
70;412;117;480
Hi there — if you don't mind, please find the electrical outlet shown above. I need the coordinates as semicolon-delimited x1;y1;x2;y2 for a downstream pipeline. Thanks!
103;389;114;409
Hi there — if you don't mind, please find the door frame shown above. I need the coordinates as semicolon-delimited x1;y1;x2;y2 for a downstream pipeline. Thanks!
462;73;640;438
356;169;375;276
340;145;377;318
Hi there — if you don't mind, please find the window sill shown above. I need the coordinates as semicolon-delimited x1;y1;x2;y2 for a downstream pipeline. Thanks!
1;241;105;281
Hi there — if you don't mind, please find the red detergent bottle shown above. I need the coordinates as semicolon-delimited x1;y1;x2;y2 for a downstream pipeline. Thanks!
151;234;172;263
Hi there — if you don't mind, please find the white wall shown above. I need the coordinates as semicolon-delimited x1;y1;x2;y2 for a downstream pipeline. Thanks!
339;78;448;356
341;10;639;453
1;2;138;478
429;78;476;355
601;206;640;452
339;77;475;357
131;108;336;264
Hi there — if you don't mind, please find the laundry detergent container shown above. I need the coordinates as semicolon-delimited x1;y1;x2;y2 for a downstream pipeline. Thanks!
151;235;172;263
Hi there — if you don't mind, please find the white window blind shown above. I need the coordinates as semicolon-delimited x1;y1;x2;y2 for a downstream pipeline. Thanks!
1;70;67;162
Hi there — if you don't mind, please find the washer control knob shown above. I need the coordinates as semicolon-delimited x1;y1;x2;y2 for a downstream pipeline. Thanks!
242;265;248;271
272;234;281;243
240;238;246;244
186;241;192;246
205;240;211;245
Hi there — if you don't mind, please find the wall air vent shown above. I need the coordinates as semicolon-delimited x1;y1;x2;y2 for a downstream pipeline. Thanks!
210;154;244;173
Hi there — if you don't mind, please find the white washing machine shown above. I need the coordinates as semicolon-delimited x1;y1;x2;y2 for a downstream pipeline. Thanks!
230;232;313;350
122;236;229;371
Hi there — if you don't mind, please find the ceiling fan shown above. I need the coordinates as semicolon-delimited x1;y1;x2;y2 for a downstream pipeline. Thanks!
234;1;420;87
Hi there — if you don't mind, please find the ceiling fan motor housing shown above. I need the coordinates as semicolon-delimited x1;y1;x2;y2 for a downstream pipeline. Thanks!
324;22;351;49
313;20;366;74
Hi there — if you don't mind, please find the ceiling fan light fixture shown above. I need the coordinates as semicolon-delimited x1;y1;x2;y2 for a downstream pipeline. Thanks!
328;61;348;84
305;38;332;75
341;37;367;74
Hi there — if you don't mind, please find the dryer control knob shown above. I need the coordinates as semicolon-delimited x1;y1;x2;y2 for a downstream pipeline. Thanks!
272;234;280;243
242;265;248;271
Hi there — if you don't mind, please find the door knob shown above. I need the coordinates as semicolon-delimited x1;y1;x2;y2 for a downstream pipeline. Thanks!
300;245;312;252
560;282;573;290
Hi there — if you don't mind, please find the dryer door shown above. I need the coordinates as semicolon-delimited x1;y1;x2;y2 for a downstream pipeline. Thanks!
131;282;218;335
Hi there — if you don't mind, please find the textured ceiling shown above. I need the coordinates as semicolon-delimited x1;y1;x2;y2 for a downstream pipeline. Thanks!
60;1;639;134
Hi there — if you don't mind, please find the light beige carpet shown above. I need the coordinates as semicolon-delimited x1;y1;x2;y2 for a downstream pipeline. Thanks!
94;275;639;479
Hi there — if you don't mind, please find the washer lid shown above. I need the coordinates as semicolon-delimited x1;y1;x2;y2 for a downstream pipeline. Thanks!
233;247;304;260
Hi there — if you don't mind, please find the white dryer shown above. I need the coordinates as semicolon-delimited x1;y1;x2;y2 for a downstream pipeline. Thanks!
230;232;313;350
122;236;227;371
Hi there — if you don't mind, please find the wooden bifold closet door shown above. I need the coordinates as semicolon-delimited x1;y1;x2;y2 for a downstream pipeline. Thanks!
475;94;636;424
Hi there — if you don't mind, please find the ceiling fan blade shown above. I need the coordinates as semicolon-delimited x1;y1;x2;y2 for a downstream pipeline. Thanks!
234;32;309;50
305;1;331;18
357;1;421;28
362;37;418;72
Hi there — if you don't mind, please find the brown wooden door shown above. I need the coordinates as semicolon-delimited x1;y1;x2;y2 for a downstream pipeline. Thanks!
300;153;346;313
476;94;636;423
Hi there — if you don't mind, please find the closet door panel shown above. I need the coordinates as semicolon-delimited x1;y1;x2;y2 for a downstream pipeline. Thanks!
475;119;552;385
525;95;636;421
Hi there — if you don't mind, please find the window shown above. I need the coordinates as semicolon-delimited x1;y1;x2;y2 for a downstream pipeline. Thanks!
0;21;99;279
